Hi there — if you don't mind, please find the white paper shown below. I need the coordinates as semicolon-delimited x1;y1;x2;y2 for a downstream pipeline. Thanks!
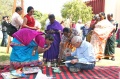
63;60;93;64
63;60;71;63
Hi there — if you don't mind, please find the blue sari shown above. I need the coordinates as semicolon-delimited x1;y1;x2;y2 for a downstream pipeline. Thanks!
10;38;39;68
10;28;45;69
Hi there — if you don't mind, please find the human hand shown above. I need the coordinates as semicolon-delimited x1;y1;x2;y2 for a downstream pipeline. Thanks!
32;51;36;56
67;38;71;42
50;30;55;33
58;30;62;33
71;59;78;64
45;45;51;51
108;33;113;39
47;44;51;49
33;27;39;30
29;27;38;30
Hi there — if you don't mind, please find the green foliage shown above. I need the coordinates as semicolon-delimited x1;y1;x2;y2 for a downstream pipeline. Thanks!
0;0;13;22
33;10;48;30
34;10;42;20
40;14;48;30
61;0;93;23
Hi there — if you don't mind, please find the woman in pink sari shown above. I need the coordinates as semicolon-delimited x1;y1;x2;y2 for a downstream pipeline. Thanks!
10;28;54;70
90;12;115;61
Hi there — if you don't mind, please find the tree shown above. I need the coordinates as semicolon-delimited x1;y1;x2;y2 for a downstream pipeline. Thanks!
61;0;93;23
34;10;42;21
0;0;13;22
40;14;48;30
33;10;48;30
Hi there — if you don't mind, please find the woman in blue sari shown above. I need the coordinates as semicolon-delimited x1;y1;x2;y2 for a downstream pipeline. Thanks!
43;14;63;63
10;28;54;70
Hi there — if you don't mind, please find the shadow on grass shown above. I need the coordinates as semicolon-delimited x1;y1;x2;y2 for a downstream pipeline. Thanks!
0;55;10;62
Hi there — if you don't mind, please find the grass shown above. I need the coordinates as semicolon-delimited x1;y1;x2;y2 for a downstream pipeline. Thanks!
0;47;10;64
0;38;120;66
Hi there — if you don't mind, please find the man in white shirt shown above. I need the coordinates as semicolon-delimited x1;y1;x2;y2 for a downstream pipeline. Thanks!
11;6;23;30
65;36;95;72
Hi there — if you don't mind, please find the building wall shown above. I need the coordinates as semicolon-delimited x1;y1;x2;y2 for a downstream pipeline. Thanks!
105;0;120;28
115;0;120;28
86;0;105;14
104;0;116;18
84;0;120;28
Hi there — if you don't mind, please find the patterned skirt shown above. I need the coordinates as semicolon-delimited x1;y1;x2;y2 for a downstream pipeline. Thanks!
10;38;42;69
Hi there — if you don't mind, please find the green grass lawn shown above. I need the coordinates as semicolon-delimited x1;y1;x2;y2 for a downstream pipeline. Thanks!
0;47;11;62
0;38;120;66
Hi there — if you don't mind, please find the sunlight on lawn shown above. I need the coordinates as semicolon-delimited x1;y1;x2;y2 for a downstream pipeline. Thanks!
96;47;120;66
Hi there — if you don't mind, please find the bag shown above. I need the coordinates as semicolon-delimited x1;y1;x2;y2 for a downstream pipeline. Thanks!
6;23;18;36
86;30;93;42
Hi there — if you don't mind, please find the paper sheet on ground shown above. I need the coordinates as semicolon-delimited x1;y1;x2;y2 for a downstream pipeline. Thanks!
63;60;93;64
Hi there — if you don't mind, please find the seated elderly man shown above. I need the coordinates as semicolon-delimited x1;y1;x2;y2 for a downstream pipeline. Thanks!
65;36;95;72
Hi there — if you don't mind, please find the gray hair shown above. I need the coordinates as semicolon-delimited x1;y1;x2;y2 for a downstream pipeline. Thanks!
71;36;82;44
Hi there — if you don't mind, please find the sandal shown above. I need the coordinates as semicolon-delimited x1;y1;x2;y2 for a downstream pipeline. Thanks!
111;57;115;61
104;57;109;59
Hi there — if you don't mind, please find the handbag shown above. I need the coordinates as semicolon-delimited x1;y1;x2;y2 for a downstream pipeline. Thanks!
6;23;18;37
86;30;93;42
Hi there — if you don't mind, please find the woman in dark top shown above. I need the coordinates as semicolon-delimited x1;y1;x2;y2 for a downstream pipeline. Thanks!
1;16;8;47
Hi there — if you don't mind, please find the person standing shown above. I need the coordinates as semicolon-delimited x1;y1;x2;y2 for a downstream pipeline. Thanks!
70;21;76;29
11;6;23;30
1;16;8;47
90;12;115;61
75;20;84;37
81;21;91;40
60;21;65;28
43;14;63;63
104;14;118;61
86;15;100;42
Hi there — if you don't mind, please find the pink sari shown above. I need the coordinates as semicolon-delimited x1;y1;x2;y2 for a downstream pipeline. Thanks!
90;20;115;59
